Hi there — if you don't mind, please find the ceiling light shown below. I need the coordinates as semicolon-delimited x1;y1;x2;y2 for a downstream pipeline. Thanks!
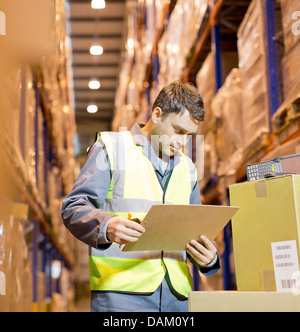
63;105;70;113
87;105;98;113
91;0;106;9
89;80;101;90
172;45;179;54
90;45;103;55
127;38;134;49
51;260;61;279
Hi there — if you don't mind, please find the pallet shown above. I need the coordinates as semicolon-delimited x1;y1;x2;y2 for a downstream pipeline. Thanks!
272;93;300;136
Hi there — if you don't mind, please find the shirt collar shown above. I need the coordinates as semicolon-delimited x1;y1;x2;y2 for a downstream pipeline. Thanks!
130;123;150;147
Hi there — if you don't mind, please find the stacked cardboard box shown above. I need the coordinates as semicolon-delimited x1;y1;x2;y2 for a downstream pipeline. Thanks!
188;175;300;312
229;175;300;292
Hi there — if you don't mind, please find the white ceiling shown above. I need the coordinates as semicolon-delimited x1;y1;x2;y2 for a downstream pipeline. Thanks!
67;0;129;156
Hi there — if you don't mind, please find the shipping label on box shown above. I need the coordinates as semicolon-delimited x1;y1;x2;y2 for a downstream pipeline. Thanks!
271;240;300;292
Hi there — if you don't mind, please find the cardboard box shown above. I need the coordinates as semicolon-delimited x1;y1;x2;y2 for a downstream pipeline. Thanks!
188;291;300;312
229;175;300;292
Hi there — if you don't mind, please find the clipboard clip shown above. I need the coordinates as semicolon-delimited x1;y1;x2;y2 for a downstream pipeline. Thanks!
130;218;141;224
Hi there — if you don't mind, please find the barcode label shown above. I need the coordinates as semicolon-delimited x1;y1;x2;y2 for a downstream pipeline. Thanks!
281;279;296;289
271;240;300;292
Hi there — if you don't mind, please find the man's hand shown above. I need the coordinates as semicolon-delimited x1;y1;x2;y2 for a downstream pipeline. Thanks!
107;216;145;245
186;235;217;266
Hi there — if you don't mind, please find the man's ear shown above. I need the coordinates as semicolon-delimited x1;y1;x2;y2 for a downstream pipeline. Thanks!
152;107;163;124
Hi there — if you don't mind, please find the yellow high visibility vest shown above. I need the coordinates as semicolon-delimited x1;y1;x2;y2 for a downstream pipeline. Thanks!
89;131;197;298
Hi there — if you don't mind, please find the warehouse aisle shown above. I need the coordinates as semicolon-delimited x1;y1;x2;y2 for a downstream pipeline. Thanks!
1;0;300;312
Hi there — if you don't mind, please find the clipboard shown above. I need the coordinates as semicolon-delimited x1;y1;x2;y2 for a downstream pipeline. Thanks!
123;204;239;251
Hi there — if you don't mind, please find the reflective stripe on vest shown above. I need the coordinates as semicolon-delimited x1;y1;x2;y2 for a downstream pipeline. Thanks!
89;131;197;298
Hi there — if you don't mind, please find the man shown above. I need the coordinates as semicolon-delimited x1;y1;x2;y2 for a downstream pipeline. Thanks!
62;81;220;312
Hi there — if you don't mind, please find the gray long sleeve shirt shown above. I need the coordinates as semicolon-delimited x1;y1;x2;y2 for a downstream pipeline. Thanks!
61;123;220;275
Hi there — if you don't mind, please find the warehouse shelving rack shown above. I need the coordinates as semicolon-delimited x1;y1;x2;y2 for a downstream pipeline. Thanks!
31;69;76;311
126;0;299;292
0;65;75;311
137;0;253;291
184;0;281;290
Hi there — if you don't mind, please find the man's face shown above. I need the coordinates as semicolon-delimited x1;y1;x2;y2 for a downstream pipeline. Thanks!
151;108;199;158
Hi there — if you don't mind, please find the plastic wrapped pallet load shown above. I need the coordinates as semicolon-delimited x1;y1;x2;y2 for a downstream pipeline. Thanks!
157;0;209;90
196;51;238;134
199;130;218;192
0;204;31;312
157;3;185;88
280;0;300;55
280;0;300;103
211;68;244;177
196;52;216;134
180;0;209;66
0;65;22;160
281;41;300;102
237;0;270;154
0;62;28;193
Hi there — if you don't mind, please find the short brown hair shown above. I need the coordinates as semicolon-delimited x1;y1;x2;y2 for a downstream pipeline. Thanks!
152;81;206;122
